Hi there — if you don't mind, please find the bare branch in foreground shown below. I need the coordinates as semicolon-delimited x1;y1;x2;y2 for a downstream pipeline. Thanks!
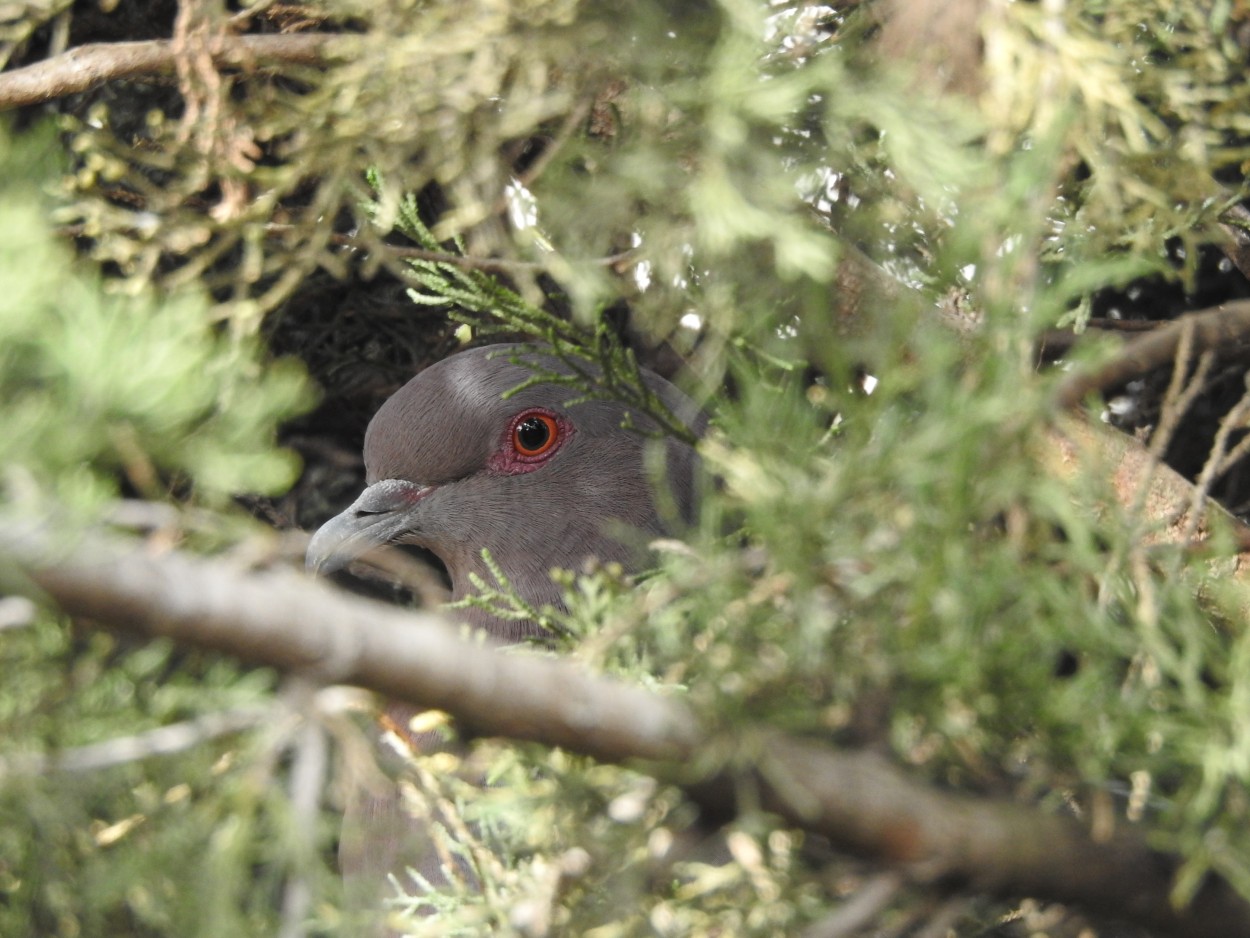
3;524;1250;937
0;33;335;111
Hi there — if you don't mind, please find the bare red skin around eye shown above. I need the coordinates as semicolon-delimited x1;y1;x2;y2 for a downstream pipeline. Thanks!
486;407;574;475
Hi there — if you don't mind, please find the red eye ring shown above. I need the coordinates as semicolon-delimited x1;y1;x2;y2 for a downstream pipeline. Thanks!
511;411;560;458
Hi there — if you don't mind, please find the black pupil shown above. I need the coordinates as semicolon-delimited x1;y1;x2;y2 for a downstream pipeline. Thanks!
516;417;550;452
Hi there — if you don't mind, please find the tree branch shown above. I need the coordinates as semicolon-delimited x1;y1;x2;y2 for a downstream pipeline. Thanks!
1053;301;1250;411
1042;416;1250;559
1218;201;1250;282
0;704;272;775
0;33;335;111
2;523;1249;937
1034;318;1160;365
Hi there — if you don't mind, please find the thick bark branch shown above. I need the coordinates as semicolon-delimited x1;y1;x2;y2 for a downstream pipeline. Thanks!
1;524;1248;936
0;34;335;111
1042;416;1250;560
1046;300;1250;560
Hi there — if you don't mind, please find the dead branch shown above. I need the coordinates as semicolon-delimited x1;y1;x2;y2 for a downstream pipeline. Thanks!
1034;318;1160;364
0;33;335;111
2;523;1249;937
1046;301;1250;557
1053;301;1250;411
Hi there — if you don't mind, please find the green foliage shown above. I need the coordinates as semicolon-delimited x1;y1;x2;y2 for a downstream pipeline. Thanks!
371;169;700;443
348;0;1250;922
6;0;1250;934
0;126;318;937
386;740;825;937
0;129;312;513
47;0;1249;329
0;623;312;938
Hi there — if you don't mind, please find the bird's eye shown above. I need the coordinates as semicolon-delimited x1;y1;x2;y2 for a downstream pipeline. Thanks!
512;412;559;457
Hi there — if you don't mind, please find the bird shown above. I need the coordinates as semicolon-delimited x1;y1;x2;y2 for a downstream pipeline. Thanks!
305;343;706;929
306;342;706;641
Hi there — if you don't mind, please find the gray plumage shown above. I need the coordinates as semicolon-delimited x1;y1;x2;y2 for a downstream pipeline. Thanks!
307;343;705;640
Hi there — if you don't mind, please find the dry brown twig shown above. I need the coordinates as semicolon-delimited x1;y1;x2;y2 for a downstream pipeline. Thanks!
1034;318;1160;364
1052;301;1250;411
1183;380;1250;544
0;33;334;111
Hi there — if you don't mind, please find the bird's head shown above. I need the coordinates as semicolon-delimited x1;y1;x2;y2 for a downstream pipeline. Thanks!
306;344;705;639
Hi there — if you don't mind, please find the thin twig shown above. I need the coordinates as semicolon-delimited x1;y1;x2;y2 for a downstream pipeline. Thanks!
278;678;329;938
0;33;335;111
0;704;272;776
1219;424;1250;480
1184;382;1250;543
319;228;637;274
1034;319;1160;364
228;0;282;27
1053;301;1250;411
800;872;905;938
514;97;594;192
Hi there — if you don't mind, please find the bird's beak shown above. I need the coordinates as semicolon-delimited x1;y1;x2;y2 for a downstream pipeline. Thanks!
305;479;433;575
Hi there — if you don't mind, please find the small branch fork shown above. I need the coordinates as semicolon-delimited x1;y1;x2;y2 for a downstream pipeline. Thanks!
3;524;1250;938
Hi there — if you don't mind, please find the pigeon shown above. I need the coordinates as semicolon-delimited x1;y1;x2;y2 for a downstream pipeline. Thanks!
307;343;706;639
306;343;706;930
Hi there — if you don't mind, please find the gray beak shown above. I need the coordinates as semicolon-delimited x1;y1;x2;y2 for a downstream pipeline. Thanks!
305;479;433;575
